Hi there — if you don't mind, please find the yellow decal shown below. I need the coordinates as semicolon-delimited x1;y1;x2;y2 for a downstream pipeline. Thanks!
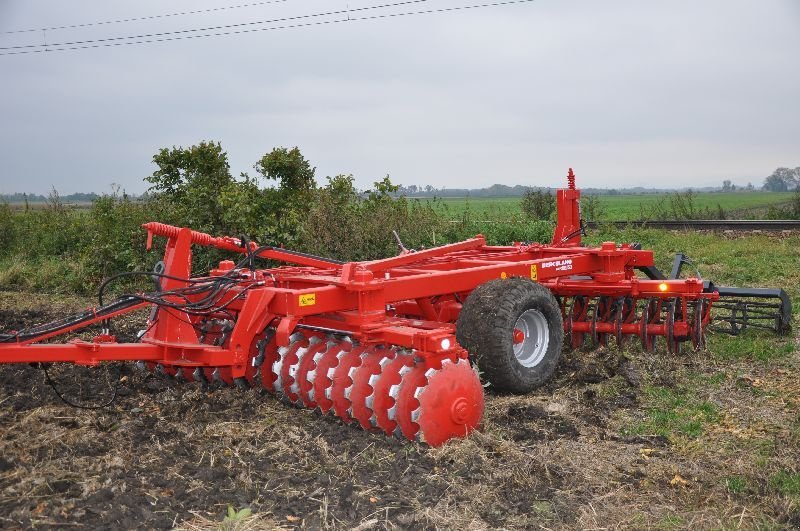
500;271;508;279
530;264;538;281
299;293;316;307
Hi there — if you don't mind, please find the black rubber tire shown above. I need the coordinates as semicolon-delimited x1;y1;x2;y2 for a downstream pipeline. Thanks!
456;277;563;393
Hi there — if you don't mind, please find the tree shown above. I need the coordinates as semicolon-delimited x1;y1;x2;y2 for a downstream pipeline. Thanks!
248;147;319;246
722;180;734;192
146;141;234;232
254;147;316;193
763;167;798;192
581;194;605;221
520;189;555;220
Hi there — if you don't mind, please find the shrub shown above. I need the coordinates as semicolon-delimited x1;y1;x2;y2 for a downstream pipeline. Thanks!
0;202;15;255
520;189;555;220
299;175;448;261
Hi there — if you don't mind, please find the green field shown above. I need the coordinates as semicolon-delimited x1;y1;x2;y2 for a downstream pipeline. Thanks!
424;191;795;220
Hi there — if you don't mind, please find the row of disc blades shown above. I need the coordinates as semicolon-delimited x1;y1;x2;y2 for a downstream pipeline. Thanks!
564;296;710;353
141;329;484;446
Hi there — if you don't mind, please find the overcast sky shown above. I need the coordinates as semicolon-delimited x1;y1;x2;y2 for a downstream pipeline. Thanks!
0;0;798;195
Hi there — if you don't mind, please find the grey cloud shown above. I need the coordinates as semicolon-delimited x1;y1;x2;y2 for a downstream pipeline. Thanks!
0;0;798;194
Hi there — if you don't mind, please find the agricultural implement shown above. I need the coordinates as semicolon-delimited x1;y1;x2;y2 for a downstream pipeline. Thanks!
0;170;791;446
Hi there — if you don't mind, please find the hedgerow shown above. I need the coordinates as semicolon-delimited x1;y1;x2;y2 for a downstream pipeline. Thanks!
0;142;555;294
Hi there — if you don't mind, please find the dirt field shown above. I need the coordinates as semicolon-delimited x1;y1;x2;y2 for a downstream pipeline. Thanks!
1;290;798;530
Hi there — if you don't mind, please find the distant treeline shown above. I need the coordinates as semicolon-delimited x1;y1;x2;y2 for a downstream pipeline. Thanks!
6;166;798;201
392;183;740;198
2;183;761;203
1;192;105;203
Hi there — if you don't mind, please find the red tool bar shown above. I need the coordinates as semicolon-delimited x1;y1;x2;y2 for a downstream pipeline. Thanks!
0;342;163;364
546;278;716;299
0;341;243;366
360;237;487;273
143;222;343;270
7;301;150;346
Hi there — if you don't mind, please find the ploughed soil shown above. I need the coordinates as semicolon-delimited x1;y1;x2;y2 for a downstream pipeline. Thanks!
0;291;798;530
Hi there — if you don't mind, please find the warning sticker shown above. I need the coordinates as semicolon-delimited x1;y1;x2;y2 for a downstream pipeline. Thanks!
299;293;316;307
530;265;538;281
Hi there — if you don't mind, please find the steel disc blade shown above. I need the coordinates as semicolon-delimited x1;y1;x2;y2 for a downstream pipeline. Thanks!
199;367;220;386
596;296;613;347
294;338;328;408
259;341;281;393
313;340;350;414
245;332;271;386
264;331;305;394
591;298;611;348
178;367;195;383
218;367;234;386
349;348;391;430
329;345;366;423
278;338;308;402
666;300;680;354
393;364;429;440
201;366;233;386
645;298;661;352
372;353;414;435
691;299;708;351
569;296;588;349
615;297;636;350
416;359;484;446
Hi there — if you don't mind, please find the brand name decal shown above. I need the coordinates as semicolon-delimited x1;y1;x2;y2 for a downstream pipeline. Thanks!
540;259;573;272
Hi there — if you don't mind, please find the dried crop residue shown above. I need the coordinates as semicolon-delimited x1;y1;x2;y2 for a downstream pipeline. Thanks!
1;290;798;529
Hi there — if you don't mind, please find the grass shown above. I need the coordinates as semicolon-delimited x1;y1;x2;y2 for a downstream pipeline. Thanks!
710;332;795;363
723;475;749;494
592;229;800;291
657;513;687;530
427;191;795;220
770;471;800;497
626;385;721;440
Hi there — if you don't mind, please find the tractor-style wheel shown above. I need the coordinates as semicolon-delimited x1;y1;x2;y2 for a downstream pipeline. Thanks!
456;277;563;393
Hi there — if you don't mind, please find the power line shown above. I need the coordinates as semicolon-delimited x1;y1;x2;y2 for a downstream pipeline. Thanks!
0;0;295;35
0;0;536;57
0;0;431;51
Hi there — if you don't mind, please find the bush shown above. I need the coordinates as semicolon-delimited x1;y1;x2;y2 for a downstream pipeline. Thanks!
0;203;15;255
521;189;555;220
299;175;448;261
1;144;561;294
581;194;605;221
640;190;725;220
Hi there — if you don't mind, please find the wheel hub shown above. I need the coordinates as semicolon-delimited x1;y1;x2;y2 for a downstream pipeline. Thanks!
512;309;549;368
